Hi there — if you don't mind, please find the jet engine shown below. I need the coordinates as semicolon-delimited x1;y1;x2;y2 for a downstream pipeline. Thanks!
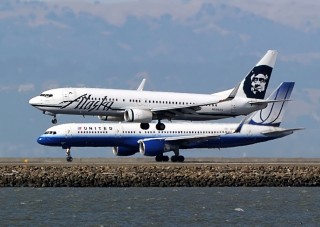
124;109;153;123
112;147;138;156
139;139;167;156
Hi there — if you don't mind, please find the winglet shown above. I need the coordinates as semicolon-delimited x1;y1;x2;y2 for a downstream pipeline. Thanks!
137;78;146;91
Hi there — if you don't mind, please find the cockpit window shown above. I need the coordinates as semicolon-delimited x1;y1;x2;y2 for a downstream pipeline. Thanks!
40;94;53;98
44;131;57;134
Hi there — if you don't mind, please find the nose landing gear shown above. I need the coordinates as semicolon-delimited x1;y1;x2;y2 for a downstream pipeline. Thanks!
66;148;73;162
52;117;57;124
42;111;57;124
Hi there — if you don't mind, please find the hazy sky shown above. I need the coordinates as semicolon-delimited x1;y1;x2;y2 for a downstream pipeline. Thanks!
0;0;319;158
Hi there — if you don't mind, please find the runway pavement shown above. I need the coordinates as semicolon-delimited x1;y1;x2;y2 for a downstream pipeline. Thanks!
1;157;320;166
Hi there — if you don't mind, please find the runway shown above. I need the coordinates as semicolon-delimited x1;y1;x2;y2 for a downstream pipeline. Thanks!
1;157;320;166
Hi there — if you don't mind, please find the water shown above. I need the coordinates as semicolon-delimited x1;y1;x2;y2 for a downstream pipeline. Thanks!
0;188;319;226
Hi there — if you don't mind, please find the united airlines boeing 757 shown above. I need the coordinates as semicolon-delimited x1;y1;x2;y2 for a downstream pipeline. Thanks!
30;50;277;130
37;82;302;162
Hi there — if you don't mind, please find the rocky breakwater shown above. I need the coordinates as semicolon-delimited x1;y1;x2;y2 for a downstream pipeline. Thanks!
0;165;320;187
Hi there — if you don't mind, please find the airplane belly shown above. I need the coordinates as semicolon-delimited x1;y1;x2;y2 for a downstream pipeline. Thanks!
174;114;231;121
48;107;122;116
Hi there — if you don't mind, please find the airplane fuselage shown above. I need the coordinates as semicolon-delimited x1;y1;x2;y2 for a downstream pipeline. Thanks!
30;88;265;121
38;122;288;151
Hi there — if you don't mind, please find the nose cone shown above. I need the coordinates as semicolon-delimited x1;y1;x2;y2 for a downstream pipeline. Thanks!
37;136;52;146
37;136;46;145
29;96;40;106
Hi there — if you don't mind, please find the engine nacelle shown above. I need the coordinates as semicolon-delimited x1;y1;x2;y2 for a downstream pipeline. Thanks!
112;146;138;156
139;140;167;157
98;115;124;121
124;109;153;123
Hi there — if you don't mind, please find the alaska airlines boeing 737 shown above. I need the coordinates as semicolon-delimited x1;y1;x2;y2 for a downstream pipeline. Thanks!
37;82;302;162
30;50;277;130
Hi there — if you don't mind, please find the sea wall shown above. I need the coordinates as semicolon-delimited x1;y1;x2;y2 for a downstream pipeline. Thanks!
1;165;320;187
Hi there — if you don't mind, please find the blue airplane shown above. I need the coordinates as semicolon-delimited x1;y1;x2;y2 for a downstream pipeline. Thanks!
37;82;302;162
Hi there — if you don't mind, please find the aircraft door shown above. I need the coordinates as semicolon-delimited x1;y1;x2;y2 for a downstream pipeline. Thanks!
65;126;72;138
115;122;122;137
63;89;76;102
231;100;236;114
113;123;122;138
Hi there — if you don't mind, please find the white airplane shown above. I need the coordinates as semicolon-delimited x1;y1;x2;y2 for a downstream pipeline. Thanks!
37;82;302;162
30;50;277;130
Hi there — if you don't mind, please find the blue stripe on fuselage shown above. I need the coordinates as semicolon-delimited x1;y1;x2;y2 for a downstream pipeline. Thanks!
38;133;279;150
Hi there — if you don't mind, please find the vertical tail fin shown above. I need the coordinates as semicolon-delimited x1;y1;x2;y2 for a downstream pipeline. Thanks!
236;50;278;99
247;82;295;127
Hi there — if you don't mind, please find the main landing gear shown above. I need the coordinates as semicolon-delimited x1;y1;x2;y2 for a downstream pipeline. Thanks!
154;155;185;162
170;148;184;162
155;148;185;162
140;123;150;130
66;148;73;162
140;121;166;130
156;121;165;130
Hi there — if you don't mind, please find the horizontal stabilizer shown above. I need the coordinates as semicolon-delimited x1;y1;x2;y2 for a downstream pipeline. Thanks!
261;128;305;137
248;99;292;105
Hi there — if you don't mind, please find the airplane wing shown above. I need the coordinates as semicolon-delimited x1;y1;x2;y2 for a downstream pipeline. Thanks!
150;83;240;117
261;128;305;137
139;134;221;146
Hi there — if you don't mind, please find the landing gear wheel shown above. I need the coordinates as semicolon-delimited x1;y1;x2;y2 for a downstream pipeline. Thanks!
155;155;169;162
177;155;185;162
140;123;150;130
155;155;162;162
66;148;73;162
52;118;57;124
171;155;178;162
171;155;185;162
163;155;169;162
156;122;165;130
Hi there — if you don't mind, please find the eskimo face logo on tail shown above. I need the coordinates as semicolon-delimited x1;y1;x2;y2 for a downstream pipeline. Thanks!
243;65;272;99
